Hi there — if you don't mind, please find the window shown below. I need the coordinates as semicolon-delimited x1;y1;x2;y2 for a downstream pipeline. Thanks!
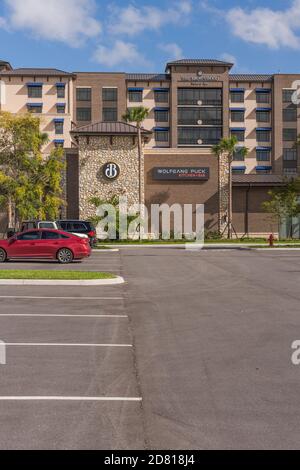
256;150;271;161
41;231;61;240
154;90;169;103
155;130;169;142
56;104;66;114
283;90;295;103
283;148;297;160
178;88;222;106
231;130;245;142
54;140;64;148
233;148;246;161
178;108;222;125
178;127;222;145
28;85;42;98
283;168;298;176
231;110;245;122
77;108;91;121
256;130;271;142
283;128;297;141
103;108;117;122
256;110;271;122
128;90;143;102
27;105;43;114
76;88;91;101
230;91;244;103
283;108;297;121
57;86;65;99
256;92;271;104
71;222;88;231
102;88;118;102
18;231;40;241
54;120;64;135
155;110;169;123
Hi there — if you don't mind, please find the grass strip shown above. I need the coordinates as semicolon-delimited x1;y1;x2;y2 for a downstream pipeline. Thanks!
0;270;116;280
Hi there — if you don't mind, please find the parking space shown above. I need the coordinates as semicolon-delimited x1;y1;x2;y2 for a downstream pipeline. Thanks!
0;253;144;450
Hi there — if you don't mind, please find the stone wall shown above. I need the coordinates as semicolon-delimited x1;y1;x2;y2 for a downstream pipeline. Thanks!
218;152;230;235
78;135;143;219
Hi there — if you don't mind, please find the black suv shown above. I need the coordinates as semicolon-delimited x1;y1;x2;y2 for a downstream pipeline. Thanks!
56;220;97;246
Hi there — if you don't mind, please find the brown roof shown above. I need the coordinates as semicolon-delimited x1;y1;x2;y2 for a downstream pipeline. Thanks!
0;68;74;77
233;174;284;186
230;74;273;82
71;121;152;136
166;59;234;70
126;73;170;82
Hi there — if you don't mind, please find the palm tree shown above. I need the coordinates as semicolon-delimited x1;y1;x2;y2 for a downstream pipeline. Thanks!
212;136;248;239
122;107;149;207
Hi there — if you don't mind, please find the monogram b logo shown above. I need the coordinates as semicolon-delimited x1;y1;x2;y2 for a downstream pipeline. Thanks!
103;162;120;180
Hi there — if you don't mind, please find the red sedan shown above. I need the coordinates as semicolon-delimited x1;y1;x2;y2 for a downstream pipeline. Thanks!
0;229;91;264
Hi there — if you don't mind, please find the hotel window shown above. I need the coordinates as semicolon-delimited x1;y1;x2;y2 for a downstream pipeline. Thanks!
231;129;245;142
155;110;169;123
256;150;271;161
76;88;91;101
76;108;91;121
54;140;64;148
178;108;222;125
283;108;297;121
27;104;43;114
56;84;65;99
232;167;246;174
283;128;297;141
283;168;298;176
283;90;295;103
128;89;143;102
256;110;271;122
54;120;64;135
256;130;271;142
155;129;169;142
103;108;117;122
233;148;246;161
178;127;222;145
27;84;42;98
283;148;297;161
178;88;222;106
154;90;169;103
102;88;118;102
256;91;271;104
256;166;272;174
56;104;66;114
231;110;245;122
230;91;244;103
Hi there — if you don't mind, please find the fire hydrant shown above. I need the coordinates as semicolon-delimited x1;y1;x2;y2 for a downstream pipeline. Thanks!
268;233;275;248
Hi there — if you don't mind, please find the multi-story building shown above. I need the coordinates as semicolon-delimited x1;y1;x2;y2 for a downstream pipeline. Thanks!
1;58;300;237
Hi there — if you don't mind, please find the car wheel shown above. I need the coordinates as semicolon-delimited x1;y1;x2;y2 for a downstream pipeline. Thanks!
57;248;73;264
0;248;7;263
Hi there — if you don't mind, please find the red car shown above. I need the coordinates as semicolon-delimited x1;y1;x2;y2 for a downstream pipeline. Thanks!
0;229;91;264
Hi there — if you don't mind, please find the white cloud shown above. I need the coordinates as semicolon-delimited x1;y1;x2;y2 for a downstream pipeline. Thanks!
109;1;192;36
93;40;150;68
225;1;300;49
2;0;101;47
160;43;183;60
220;53;236;65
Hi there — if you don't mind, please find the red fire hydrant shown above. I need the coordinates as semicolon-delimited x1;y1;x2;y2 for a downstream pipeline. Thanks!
268;233;275;248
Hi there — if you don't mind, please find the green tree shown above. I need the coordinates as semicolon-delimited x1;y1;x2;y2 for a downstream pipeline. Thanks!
122;107;149;207
212;137;248;239
0;112;64;229
262;178;300;239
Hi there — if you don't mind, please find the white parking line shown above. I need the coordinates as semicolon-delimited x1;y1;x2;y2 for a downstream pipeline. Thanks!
0;396;142;402
5;343;132;347
0;296;123;300
0;314;128;318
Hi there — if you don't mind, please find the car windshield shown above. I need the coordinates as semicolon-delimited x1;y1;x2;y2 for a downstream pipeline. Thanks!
39;223;55;229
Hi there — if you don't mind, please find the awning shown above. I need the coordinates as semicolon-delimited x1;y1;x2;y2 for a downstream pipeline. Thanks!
232;166;246;170
56;103;66;107
27;103;43;107
256;127;272;131
256;88;271;93
230;88;245;92
256;147;272;151
154;127;170;131
53;139;65;144
256;108;271;111
128;88;144;91
231;127;246;131
56;83;66;87
153;88;169;92
27;82;43;87
256;166;272;170
230;108;245;111
154;107;169;111
54;118;64;123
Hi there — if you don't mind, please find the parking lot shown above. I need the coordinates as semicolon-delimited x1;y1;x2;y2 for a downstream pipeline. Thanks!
0;251;144;450
1;247;300;449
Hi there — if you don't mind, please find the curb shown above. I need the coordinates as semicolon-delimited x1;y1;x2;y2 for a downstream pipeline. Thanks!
0;276;125;286
92;249;119;253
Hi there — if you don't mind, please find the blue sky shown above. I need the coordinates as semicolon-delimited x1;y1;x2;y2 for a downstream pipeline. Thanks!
1;0;300;74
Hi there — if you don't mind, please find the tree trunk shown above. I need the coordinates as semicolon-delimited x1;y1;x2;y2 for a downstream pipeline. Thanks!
7;195;13;228
228;159;233;239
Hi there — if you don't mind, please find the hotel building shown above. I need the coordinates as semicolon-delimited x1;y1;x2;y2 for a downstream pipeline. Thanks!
1;58;300;237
